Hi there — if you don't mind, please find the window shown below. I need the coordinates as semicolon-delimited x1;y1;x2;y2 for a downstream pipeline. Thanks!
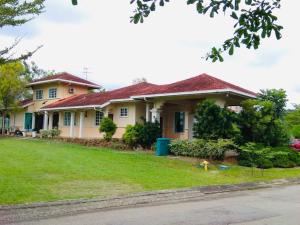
35;90;43;100
120;107;128;117
95;111;104;126
64;112;71;126
174;112;185;133
49;88;57;99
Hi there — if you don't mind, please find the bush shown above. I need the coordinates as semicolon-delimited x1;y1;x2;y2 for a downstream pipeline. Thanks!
256;158;273;169
123;124;142;148
122;121;161;149
237;143;300;168
169;139;237;160
40;129;61;139
99;117;117;141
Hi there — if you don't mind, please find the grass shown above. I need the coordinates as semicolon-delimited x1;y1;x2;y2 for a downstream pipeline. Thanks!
1;138;300;205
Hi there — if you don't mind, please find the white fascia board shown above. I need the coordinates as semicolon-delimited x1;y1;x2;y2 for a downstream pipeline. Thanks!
40;99;133;111
27;79;101;88
40;105;102;111
131;88;256;99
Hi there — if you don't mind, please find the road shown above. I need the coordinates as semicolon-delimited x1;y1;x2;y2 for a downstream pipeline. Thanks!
8;184;300;225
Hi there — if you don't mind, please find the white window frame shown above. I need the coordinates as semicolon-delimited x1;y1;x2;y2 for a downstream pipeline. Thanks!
120;107;128;118
48;88;57;99
35;89;43;100
95;111;104;126
64;112;71;126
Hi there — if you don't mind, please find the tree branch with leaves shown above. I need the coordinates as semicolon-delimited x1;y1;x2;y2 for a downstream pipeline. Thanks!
0;0;45;65
130;0;283;62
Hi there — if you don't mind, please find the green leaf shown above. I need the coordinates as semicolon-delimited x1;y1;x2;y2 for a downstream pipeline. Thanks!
229;45;234;55
274;29;282;40
231;12;238;20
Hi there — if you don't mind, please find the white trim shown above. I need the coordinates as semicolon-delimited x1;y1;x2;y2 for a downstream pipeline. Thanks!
120;107;129;118
131;88;256;99
41;99;133;111
27;79;101;88
21;102;34;108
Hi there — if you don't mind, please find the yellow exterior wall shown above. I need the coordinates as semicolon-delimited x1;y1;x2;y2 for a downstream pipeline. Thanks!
31;83;90;111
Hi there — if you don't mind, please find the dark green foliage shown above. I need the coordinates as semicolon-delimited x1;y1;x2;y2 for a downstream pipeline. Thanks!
193;100;239;140
99;117;117;141
237;143;300;169
130;0;282;62
239;99;289;146
169;139;237;160
258;89;287;118
285;108;300;138
256;158;273;169
123;121;161;149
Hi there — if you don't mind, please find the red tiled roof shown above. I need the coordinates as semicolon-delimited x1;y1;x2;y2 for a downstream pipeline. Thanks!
42;73;256;109
136;73;256;96
30;72;100;88
20;99;33;107
42;82;158;109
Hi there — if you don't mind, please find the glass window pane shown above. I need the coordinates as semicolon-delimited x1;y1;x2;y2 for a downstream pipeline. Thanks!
175;112;185;133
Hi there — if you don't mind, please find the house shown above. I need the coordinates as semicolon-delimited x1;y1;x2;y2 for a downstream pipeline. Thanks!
5;72;256;140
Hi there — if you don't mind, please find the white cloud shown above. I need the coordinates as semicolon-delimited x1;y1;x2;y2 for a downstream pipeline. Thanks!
0;0;299;107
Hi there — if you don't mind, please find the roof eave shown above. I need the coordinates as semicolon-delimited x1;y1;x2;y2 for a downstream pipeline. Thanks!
27;79;101;89
131;89;257;99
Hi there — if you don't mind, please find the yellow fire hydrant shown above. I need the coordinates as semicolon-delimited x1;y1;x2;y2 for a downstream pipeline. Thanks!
202;160;209;171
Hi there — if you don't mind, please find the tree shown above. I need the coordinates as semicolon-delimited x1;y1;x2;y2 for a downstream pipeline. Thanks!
22;61;55;82
285;108;300;138
239;99;289;146
193;99;238;140
258;89;287;118
130;0;282;62
0;0;45;65
0;62;26;134
132;77;147;84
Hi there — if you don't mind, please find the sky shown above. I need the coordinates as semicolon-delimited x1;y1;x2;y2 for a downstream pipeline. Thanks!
1;0;299;107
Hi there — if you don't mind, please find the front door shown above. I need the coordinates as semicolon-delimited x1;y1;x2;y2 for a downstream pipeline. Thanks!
53;112;59;129
24;113;32;131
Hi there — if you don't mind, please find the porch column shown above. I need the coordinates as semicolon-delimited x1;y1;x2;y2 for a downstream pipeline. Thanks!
48;112;53;130
43;111;48;130
69;112;75;138
79;111;84;138
150;108;161;123
146;103;150;122
31;113;35;131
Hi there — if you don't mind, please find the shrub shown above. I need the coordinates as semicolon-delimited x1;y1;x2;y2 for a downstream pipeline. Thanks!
169;139;237;160
99;117;117;141
122;121;161;149
40;129;61;139
123;124;141;148
237;143;300;168
256;158;273;169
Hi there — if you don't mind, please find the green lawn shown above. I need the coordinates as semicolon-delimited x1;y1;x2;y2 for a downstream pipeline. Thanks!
1;138;300;205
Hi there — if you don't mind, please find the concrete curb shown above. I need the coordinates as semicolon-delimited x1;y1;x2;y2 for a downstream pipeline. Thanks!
1;177;300;210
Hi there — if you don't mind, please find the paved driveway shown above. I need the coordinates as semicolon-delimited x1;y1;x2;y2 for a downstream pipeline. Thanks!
6;184;300;225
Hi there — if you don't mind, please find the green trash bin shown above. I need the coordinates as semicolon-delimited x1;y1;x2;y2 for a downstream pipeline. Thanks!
156;138;171;156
